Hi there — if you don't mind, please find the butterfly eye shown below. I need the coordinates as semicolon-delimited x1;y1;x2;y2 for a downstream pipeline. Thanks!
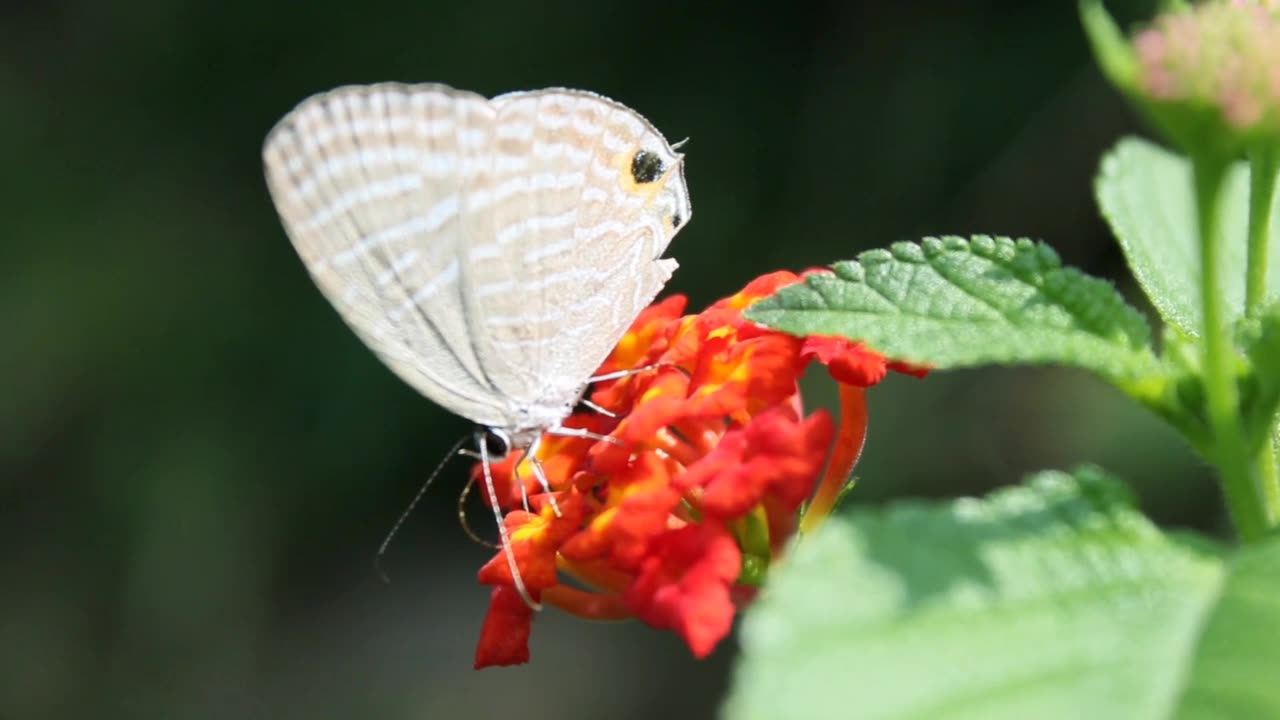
630;149;664;184
671;212;683;230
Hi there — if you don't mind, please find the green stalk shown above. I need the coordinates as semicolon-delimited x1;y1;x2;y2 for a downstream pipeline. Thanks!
1258;420;1280;528
1195;154;1271;542
1246;145;1279;316
1246;146;1280;530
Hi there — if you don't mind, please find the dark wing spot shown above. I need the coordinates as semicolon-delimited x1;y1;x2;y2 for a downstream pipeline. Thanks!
671;212;683;229
630;150;664;184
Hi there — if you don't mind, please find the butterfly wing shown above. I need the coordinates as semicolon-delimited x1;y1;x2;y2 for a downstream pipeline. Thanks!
264;84;691;433
460;89;691;422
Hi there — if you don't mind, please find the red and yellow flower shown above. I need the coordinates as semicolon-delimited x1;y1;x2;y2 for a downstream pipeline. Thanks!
470;270;926;668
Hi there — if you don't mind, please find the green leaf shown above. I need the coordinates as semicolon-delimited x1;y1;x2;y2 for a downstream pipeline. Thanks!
724;467;1280;720
1174;537;1280;718
1096;137;1280;337
745;236;1159;384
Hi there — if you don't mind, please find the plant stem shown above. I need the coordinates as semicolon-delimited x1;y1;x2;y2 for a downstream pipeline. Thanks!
1258;426;1280;528
801;385;867;535
1246;146;1280;528
1246;145;1278;316
1195;154;1271;542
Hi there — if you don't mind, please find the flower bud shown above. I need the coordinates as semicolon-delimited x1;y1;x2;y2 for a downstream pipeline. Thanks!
1136;1;1280;132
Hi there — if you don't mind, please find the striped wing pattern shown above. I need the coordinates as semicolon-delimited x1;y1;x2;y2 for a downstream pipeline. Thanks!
262;83;690;435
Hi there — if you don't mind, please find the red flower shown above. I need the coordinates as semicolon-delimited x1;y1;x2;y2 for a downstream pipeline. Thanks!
467;271;925;668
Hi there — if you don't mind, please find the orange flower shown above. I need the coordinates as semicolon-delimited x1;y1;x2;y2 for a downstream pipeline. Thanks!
468;271;926;668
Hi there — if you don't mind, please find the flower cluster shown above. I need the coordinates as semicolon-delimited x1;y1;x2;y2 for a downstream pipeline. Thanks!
470;271;925;668
1134;0;1280;132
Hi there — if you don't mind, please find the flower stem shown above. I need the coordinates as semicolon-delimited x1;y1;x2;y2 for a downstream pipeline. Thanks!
557;556;631;594
1246;145;1278;316
1246;146;1280;528
1258;422;1280;526
1195;153;1272;542
543;585;631;621
801;385;867;534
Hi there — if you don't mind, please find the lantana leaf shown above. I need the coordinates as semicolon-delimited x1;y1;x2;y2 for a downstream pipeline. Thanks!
745;236;1159;384
724;467;1280;720
1096;136;1280;337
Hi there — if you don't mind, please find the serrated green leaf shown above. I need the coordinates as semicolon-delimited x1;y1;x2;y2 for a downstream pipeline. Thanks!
1096;137;1280;337
723;467;1280;720
745;236;1159;384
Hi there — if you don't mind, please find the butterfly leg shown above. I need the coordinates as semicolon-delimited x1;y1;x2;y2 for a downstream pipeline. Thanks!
511;459;532;512
477;430;541;611
524;434;563;518
578;398;618;419
587;362;669;383
547;425;623;446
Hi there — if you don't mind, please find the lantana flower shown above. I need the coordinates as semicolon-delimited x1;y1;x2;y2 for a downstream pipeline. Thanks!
469;271;926;668
1082;0;1280;153
1135;0;1280;133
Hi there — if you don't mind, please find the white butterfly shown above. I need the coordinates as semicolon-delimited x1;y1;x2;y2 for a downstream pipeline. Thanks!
262;83;691;604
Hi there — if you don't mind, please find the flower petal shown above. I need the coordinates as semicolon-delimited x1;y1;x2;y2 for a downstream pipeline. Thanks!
686;333;804;420
478;491;587;590
561;452;683;571
709;271;806;312
801;335;931;385
591;294;689;413
474;585;536;669
472;414;611;509
676;405;834;520
801;335;890;386
590;369;692;472
624;522;742;658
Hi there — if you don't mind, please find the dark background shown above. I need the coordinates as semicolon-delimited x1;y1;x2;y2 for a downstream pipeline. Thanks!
3;1;1215;718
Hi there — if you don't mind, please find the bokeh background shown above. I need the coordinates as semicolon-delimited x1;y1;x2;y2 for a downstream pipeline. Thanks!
3;1;1218;718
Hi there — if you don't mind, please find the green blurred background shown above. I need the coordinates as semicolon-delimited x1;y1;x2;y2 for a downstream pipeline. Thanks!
3;1;1218;718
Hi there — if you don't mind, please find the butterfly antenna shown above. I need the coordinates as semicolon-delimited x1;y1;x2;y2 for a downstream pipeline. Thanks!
375;432;472;583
